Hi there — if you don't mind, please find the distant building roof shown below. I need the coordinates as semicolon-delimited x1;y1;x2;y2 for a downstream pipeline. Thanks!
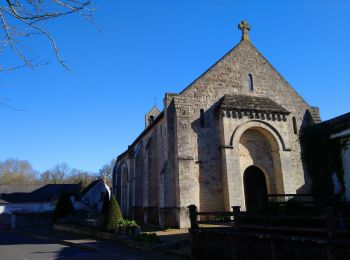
322;112;350;133
0;184;81;204
80;180;100;197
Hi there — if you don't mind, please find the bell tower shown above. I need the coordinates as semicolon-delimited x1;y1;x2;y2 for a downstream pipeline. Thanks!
145;106;160;128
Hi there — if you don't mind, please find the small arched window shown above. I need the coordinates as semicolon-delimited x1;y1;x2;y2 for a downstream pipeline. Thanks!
248;74;254;92
200;109;205;127
148;115;154;125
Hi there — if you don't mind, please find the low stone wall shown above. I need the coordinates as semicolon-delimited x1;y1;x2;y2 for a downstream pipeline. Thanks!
0;214;10;230
16;213;52;227
54;223;158;250
190;228;350;260
0;212;52;229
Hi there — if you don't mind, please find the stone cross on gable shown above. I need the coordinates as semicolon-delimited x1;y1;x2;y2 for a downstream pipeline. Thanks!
238;20;251;42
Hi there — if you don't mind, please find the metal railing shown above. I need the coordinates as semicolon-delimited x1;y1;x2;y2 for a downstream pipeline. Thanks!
267;193;314;206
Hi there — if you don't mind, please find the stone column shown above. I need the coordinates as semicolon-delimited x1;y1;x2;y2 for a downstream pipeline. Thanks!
220;115;244;211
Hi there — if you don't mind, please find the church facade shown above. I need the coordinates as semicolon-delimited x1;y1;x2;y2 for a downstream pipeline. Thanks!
113;21;320;228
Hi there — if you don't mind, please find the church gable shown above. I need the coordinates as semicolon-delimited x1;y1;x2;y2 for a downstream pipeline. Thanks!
179;22;310;115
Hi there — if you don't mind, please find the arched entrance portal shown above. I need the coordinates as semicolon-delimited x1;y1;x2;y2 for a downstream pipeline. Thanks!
243;166;268;212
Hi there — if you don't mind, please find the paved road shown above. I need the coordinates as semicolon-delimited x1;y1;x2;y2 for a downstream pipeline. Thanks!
0;232;185;260
0;232;87;260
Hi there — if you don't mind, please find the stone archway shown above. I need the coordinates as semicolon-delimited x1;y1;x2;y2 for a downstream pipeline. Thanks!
221;120;288;212
121;166;129;217
239;127;284;197
243;166;268;211
133;143;144;222
146;135;159;225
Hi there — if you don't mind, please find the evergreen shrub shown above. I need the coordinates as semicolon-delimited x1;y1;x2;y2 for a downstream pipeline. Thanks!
53;190;75;221
102;195;123;231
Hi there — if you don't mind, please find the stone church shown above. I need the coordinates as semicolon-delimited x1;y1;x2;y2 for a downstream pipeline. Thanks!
113;21;320;228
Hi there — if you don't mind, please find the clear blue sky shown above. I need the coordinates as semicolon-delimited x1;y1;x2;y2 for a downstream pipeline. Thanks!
1;0;349;173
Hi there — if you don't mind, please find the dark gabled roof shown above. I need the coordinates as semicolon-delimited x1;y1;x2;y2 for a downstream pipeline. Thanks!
0;184;81;204
80;180;100;197
320;112;350;134
219;95;290;114
322;112;350;127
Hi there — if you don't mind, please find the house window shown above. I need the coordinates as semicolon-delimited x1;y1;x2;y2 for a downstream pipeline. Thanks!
292;117;298;135
200;109;205;127
248;74;254;92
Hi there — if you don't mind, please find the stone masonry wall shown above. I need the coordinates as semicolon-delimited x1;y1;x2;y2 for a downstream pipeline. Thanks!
115;115;171;224
115;38;318;228
173;40;313;226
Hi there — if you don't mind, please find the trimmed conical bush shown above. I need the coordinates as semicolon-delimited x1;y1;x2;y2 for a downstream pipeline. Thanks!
102;194;123;231
53;190;75;221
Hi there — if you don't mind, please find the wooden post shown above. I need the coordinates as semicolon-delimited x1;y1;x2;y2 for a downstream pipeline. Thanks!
325;207;336;239
188;204;199;229
232;206;241;231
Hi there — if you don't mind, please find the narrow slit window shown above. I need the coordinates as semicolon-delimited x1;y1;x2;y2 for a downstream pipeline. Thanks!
248;74;254;92
200;109;205;127
148;115;154;125
292;117;298;135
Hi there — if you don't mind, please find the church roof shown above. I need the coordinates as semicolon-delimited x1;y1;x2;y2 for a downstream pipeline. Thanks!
219;95;290;114
321;112;350;134
117;111;164;161
0;184;81;204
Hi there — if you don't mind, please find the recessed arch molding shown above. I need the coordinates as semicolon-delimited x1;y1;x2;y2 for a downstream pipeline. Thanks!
229;120;291;151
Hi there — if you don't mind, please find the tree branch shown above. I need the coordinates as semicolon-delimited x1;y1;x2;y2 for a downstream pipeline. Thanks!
0;0;93;70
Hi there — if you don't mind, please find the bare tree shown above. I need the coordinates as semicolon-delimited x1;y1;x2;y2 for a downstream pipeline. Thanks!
39;162;69;184
0;158;38;184
66;168;97;189
98;159;115;185
0;0;93;70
